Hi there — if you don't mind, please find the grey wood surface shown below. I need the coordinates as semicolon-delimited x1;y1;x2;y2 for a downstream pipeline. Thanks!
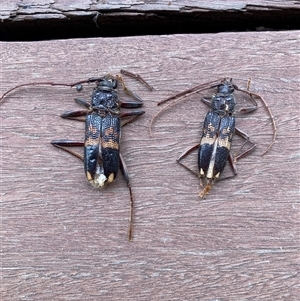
1;0;299;20
1;31;299;300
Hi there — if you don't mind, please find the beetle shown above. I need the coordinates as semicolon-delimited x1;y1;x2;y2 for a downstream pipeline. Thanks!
0;70;153;240
150;77;276;198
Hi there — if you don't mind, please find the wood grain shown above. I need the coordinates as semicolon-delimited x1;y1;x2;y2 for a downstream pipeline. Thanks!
1;1;299;40
1;0;299;20
1;31;299;300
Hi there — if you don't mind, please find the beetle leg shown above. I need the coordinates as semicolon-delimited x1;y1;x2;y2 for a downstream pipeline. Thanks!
60;109;90;122
227;152;238;175
200;97;213;107
176;143;217;198
176;143;201;178
234;79;258;114
234;127;257;161
116;74;143;103
120;69;154;91
74;98;90;108
120;109;145;127
51;140;84;161
199;150;238;198
234;85;276;155
120;99;144;108
119;153;134;241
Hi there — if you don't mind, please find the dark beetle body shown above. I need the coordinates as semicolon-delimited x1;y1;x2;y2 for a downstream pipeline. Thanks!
84;77;122;188
50;72;153;240
49;72;151;240
198;80;236;187
152;77;275;198
85;112;121;187
0;70;152;240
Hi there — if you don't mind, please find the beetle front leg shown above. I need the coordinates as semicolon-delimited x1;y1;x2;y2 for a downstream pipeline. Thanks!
235;84;259;115
235;88;276;155
120;69;154;91
116;75;144;103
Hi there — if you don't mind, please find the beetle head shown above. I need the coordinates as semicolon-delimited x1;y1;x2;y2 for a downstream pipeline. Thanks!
217;78;234;94
97;75;118;89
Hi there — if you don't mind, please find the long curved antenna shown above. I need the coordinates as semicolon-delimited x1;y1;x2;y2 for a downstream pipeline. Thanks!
0;70;154;104
149;79;222;137
0;80;94;104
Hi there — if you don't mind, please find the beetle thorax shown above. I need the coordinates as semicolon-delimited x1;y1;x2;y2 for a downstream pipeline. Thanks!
91;90;119;111
211;94;236;114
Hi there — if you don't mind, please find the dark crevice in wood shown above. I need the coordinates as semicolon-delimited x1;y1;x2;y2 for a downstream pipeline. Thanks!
1;9;299;41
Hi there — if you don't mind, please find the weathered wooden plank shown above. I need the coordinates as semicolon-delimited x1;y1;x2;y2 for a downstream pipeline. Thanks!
1;0;299;20
1;31;299;300
1;0;299;41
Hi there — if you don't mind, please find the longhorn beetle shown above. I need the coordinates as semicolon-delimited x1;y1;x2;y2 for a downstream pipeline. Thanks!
150;78;276;198
0;69;153;240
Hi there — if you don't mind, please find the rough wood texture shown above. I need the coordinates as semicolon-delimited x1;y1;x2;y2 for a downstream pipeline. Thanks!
1;31;299;300
1;1;300;40
1;0;299;20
